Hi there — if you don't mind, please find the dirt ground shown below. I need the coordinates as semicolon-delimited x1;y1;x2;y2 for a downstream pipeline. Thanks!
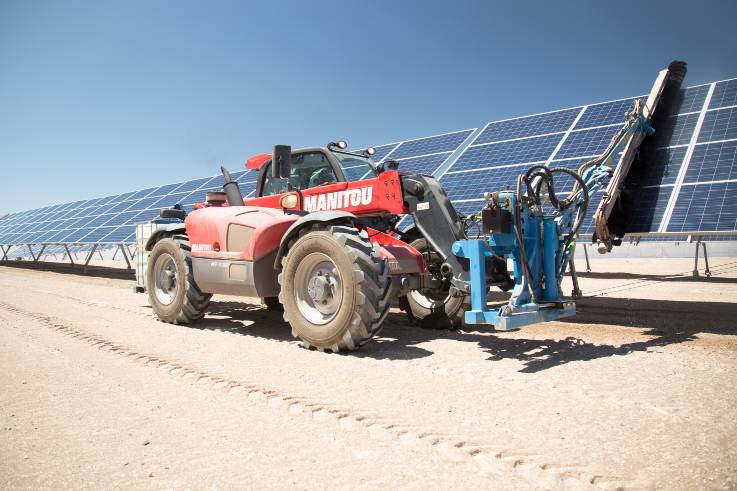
1;257;736;489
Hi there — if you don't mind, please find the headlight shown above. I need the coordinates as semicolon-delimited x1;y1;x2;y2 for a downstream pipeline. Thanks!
366;147;376;156
279;193;299;209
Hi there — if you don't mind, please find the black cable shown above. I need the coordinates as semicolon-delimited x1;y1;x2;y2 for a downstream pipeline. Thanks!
514;174;538;302
548;167;589;277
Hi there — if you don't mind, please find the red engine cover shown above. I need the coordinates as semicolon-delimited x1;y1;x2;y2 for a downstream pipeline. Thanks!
185;206;298;261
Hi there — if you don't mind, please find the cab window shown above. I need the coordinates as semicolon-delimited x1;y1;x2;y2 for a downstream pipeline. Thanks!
261;151;338;196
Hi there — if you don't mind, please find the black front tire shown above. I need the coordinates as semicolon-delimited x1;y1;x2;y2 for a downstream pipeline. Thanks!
278;224;391;352
146;238;212;324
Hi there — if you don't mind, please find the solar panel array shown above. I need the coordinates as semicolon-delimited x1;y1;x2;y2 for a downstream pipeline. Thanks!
1;77;736;255
436;78;737;237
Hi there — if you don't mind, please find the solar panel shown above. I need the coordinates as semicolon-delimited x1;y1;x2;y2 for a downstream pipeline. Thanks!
473;108;581;144
667;182;737;232
708;79;737;109
575;98;639;129
388;129;474;160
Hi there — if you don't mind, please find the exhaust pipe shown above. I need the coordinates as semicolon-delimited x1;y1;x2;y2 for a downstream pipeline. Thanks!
221;166;245;206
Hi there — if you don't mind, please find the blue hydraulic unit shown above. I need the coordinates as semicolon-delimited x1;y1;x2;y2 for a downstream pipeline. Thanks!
453;97;659;330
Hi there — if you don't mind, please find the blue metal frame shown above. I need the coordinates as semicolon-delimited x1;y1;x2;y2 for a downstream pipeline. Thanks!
453;101;654;330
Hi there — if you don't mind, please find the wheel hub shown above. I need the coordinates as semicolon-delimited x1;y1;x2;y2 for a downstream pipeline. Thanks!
293;253;343;325
153;253;178;306
307;274;333;303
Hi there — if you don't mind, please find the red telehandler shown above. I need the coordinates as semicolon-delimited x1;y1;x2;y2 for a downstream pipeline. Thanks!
138;61;686;352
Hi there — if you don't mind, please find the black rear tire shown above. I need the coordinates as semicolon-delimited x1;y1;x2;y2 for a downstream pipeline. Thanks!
398;238;470;329
278;224;391;352
147;238;212;324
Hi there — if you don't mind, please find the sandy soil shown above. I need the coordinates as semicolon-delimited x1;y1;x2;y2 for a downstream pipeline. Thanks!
1;257;736;489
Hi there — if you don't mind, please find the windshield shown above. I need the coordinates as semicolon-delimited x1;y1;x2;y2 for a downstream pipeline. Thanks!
332;152;378;181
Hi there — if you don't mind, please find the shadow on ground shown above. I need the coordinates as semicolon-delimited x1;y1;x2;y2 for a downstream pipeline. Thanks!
159;295;737;373
0;260;134;280
7;259;735;372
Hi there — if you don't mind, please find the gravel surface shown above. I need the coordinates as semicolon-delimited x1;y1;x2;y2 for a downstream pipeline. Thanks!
1;257;736;489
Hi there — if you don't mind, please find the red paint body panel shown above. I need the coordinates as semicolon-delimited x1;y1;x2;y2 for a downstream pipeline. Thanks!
246;153;271;170
185;206;298;261
243;170;406;215
365;227;425;273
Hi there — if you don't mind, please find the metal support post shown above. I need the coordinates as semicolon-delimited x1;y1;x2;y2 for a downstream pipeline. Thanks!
64;244;75;265
128;245;137;259
26;244;37;262
83;244;98;272
112;247;119;260
118;244;132;270
583;243;591;272
0;245;8;261
702;242;711;278
692;239;702;278
569;258;583;299
33;244;47;263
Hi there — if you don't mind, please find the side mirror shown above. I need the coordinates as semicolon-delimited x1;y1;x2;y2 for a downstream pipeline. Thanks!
272;145;292;180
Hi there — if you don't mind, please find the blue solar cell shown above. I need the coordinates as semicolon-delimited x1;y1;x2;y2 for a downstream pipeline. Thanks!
654;112;699;147
239;180;257;198
389;130;474;160
708;79;737;110
667;182;737;232
577;190;605;235
394;152;450;175
93;194;124;208
236;170;255;182
575;98;638;129
697;107;737;143
130;209;160;224
670;85;710;115
53;207;84;221
101;225;136;242
474;108;581;145
684;140;737;183
106;210;145;226
556;126;619;159
451;134;561;171
64;228;96;242
174;176;219;193
123;197;163;212
83;213;116;228
126;187;159;201
440;164;529;201
149;192;191;210
106;200;136;214
182;189;209;206
624;186;673;233
80;227;117;243
147;181;187;198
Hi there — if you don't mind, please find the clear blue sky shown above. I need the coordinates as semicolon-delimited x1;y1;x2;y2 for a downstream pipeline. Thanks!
1;0;736;214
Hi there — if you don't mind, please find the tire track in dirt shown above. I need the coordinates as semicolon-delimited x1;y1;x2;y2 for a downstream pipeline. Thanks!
0;299;645;489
